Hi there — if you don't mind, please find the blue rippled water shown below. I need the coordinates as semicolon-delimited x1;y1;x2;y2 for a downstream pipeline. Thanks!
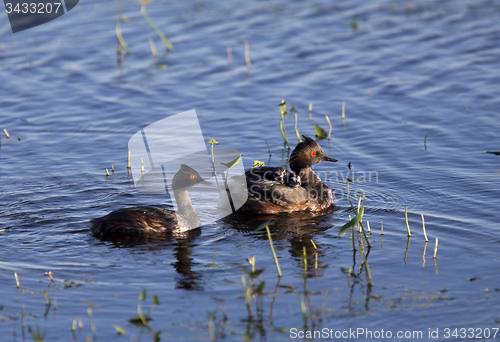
1;0;499;340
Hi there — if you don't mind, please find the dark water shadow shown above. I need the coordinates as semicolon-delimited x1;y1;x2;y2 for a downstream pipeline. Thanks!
91;228;204;290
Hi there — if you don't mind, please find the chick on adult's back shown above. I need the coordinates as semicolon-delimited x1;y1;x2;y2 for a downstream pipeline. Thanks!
241;135;337;214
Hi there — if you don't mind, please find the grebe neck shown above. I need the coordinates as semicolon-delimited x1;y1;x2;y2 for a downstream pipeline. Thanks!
298;168;322;187
173;188;201;229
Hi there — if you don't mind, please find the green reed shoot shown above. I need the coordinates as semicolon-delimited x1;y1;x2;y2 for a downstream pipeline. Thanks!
309;103;313;119
314;125;327;140
302;246;307;275
105;168;109;176
114;325;127;335
148;38;158;58
310;239;317;249
115;0;131;54
381;221;384;235
43;290;50;305
127;151;130;168
28;326;44;342
257;223;282;277
433;238;438;259
137;288;147;325
290;103;302;143
220;154;243;186
4;128;10;138
247;256;255;273
129;289;159;326
404;206;412;236
325;115;332;140
278;100;290;148
421;213;428;242
294;113;302;142
115;19;131;54
140;0;173;51
208;139;220;190
364;254;373;287
267;225;282;277
244;40;251;69
14;272;19;288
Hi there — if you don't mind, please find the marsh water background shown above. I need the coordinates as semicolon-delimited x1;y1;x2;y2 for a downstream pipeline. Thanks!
1;0;500;341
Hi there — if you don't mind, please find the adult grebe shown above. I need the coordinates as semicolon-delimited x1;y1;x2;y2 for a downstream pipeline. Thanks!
91;164;209;237
241;135;337;214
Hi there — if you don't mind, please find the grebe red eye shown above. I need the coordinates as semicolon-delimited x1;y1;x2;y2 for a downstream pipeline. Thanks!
312;152;317;157
190;175;195;179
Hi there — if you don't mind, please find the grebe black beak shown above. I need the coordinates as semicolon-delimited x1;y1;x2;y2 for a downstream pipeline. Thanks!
323;156;338;162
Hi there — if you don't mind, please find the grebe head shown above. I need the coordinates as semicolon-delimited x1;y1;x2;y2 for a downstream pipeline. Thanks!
171;164;210;190
289;135;338;174
285;172;301;187
273;166;287;183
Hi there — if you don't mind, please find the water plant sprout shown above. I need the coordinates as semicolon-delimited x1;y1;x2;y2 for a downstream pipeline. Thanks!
421;213;428;242
278;100;290;148
244;40;251;69
208;138;220;191
256;221;282;277
404;206;412;236
140;0;173;52
325;115;332;140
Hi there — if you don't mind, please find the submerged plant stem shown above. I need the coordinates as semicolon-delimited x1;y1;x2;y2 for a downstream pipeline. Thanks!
421;213;428;242
265;225;282;277
141;2;173;51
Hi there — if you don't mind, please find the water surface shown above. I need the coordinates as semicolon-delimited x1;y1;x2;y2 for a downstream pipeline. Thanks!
1;0;500;341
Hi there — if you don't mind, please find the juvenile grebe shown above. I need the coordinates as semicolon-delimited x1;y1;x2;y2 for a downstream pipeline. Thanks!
245;166;299;186
284;171;301;187
241;135;337;214
91;164;209;237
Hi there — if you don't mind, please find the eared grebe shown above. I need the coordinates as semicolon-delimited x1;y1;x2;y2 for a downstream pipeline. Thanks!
91;164;209;237
241;135;337;214
284;171;301;187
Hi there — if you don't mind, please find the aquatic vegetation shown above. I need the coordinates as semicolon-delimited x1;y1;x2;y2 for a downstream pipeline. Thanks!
404;206;412;237
256;221;282;277
220;154;243;187
244;40;252;69
325;115;332;140
290;103;302;143
278;100;290;148
129;288;160;326
421;213;428;242
14;272;20;288
140;0;173;52
314;125;327;139
114;0;172;58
